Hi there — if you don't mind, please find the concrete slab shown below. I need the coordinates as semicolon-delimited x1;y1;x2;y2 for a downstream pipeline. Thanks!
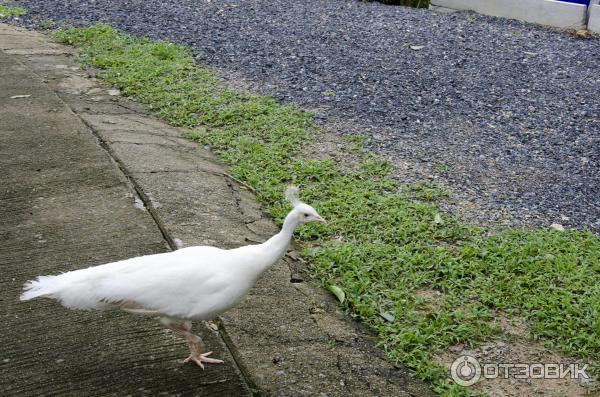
108;141;223;174
589;3;600;34
130;171;252;248
0;28;252;396
0;28;70;55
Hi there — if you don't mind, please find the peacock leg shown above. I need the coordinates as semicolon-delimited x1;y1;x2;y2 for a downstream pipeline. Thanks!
163;319;224;369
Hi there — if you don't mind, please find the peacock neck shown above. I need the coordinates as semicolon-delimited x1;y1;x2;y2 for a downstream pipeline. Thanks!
280;210;300;238
255;210;298;273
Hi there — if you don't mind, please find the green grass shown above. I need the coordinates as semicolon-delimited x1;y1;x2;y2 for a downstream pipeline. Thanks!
39;19;57;30
0;4;26;19
54;24;599;396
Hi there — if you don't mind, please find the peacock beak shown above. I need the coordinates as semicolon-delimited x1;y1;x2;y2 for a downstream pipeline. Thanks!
316;215;327;224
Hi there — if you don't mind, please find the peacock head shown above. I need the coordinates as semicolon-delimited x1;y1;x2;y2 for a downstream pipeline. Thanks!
285;185;326;224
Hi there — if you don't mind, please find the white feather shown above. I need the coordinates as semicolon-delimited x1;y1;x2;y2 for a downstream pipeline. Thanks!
284;185;301;207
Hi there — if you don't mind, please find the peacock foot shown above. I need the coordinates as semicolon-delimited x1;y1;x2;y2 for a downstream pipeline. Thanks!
183;351;224;369
183;332;224;369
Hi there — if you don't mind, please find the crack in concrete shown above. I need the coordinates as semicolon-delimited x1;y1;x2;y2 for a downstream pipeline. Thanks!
225;178;243;215
135;169;199;174
283;256;303;285
80;120;178;250
110;140;195;150
107;139;174;146
70;124;175;136
213;317;261;396
224;178;265;242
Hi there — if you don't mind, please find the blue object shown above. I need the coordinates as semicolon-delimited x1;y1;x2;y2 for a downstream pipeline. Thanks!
555;0;590;5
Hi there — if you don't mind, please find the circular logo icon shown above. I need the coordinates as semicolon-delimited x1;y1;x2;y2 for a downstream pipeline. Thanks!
450;355;481;386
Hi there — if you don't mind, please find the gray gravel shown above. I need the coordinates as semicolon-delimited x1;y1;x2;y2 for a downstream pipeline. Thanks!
12;0;600;232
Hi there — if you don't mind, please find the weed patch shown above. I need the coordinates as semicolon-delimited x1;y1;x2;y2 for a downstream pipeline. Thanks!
54;24;599;396
0;4;26;19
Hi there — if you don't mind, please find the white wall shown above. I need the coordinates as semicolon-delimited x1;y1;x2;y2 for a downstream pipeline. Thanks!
430;0;587;29
588;1;600;33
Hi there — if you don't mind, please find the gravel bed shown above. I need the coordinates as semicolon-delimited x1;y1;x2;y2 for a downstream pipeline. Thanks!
11;0;600;232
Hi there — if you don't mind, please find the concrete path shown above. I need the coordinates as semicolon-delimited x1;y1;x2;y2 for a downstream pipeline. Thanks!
0;25;251;396
0;24;433;397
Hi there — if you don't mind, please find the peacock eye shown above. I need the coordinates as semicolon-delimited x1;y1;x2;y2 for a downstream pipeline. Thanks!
304;213;309;217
